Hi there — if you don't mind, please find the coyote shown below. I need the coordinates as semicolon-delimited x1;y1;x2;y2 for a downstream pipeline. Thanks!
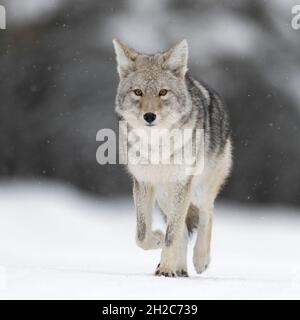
113;38;232;277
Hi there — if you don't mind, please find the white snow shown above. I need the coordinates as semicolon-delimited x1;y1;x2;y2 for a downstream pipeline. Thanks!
0;181;299;299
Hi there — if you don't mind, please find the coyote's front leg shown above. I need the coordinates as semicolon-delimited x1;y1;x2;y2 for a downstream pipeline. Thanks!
155;179;192;277
133;179;164;250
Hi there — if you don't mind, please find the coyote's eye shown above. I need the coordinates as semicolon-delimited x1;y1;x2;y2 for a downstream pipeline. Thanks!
133;89;143;96
159;89;168;96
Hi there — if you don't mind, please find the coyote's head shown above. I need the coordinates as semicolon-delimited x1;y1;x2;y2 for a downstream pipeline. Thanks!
113;39;192;129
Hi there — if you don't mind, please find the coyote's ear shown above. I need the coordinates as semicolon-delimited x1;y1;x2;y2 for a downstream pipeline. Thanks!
113;38;138;79
162;40;188;78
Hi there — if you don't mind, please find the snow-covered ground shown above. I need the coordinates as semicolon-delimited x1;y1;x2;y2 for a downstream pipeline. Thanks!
0;181;299;299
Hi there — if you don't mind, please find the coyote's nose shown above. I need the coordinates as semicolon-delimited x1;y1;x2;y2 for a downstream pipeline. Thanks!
143;112;156;124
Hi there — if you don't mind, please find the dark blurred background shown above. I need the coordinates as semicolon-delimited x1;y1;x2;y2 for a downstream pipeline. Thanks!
1;0;300;206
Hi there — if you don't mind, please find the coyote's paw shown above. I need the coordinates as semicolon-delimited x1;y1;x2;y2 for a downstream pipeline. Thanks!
176;268;189;277
155;263;176;278
136;230;164;250
193;254;210;274
176;256;188;277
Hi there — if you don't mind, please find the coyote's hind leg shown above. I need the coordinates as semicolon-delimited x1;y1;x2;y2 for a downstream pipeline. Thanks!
193;205;213;274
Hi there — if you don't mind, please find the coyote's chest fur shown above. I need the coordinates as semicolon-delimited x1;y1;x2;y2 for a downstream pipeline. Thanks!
128;162;186;183
126;127;202;183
